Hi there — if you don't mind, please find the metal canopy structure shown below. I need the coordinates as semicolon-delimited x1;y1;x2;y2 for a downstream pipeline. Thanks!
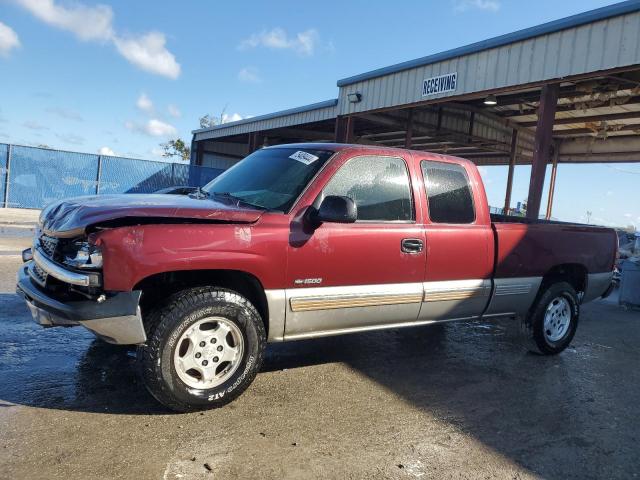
192;0;640;219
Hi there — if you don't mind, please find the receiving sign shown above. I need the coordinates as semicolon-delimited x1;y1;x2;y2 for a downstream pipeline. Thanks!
422;72;457;97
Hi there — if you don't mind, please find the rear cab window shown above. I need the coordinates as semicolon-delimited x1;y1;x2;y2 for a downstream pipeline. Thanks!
323;155;414;222
421;160;475;224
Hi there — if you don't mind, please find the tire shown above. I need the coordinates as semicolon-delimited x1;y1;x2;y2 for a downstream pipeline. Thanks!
521;281;579;355
138;287;266;412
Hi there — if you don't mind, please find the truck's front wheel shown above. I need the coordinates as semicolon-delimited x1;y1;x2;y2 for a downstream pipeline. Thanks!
138;287;266;412
521;281;579;355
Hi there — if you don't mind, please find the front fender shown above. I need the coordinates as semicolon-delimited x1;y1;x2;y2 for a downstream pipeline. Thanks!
95;223;288;291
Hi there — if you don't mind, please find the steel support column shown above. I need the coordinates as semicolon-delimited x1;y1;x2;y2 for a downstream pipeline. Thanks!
95;155;102;195
248;132;265;153
2;144;11;208
527;84;559;219
248;132;259;153
503;129;518;214
195;141;204;166
545;143;560;220
335;116;354;143
404;109;414;148
189;137;197;165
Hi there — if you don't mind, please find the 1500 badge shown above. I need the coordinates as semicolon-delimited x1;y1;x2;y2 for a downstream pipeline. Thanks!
294;278;323;286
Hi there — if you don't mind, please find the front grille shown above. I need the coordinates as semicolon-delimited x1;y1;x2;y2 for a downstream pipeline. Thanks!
39;234;59;258
28;263;48;287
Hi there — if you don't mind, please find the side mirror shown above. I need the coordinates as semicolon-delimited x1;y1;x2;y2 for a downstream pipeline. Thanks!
315;195;357;224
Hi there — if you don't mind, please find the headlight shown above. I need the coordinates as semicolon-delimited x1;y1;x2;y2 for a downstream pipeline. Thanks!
63;241;103;269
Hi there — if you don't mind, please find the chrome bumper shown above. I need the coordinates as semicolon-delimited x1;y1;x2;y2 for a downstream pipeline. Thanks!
32;247;101;287
16;263;146;345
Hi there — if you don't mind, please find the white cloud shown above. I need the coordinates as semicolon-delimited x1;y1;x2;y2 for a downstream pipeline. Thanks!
126;118;177;137
454;0;500;12
45;106;83;121
238;66;261;83
0;21;20;56
221;113;243;124
14;0;180;78
55;132;84;145
98;146;115;156
167;104;181;118
113;32;181;79
624;213;633;218
15;0;113;41
23;120;49;130
136;92;154;113
239;28;319;56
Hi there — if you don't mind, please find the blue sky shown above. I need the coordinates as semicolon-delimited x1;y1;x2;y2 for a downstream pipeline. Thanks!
0;0;639;228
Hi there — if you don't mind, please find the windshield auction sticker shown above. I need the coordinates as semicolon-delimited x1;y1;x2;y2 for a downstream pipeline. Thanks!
289;150;319;165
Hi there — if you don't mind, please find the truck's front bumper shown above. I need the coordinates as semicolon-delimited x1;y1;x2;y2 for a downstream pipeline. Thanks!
16;262;146;345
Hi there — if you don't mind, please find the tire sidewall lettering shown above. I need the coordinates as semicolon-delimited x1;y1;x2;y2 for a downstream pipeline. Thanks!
150;289;265;409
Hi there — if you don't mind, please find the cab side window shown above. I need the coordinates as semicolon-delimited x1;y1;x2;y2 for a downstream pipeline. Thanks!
323;155;413;221
421;160;475;223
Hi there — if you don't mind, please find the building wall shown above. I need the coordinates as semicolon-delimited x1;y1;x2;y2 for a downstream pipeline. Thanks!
201;152;240;169
338;10;640;115
193;100;338;141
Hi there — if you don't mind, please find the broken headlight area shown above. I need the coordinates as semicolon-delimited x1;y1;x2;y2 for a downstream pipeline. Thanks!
62;241;103;270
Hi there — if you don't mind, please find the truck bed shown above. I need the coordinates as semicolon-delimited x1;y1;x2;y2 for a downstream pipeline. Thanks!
490;214;617;279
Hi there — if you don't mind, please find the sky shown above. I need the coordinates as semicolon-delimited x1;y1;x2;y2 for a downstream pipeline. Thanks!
0;0;639;228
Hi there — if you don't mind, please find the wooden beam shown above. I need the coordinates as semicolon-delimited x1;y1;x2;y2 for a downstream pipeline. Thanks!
518;110;640;128
553;122;640;136
527;84;559;219
361;130;406;139
273;128;335;141
443;151;510;157
472;84;599;109
503;95;640;118
503;130;518;213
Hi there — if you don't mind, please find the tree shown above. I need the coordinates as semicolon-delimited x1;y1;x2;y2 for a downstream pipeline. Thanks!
162;108;228;162
199;107;228;128
160;138;190;162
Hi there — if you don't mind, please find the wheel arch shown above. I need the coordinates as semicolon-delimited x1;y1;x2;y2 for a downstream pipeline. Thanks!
539;263;587;296
134;269;269;335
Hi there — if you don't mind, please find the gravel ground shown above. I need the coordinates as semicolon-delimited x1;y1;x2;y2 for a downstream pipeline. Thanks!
0;250;638;479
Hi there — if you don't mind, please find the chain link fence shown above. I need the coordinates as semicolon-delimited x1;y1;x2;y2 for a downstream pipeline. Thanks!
0;143;224;209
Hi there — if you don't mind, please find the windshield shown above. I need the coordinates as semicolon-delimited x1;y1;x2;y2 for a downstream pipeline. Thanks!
202;147;335;212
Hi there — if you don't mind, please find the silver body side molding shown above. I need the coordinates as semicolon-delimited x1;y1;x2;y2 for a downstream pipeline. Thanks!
264;277;548;343
284;315;477;341
265;289;286;342
583;272;614;303
484;276;543;318
420;279;491;321
284;283;423;338
78;308;146;345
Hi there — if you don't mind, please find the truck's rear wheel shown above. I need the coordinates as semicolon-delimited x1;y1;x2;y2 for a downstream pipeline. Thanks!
138;287;266;412
521;281;579;355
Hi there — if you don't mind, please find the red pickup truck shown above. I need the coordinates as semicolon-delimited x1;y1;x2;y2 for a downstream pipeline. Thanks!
17;143;616;411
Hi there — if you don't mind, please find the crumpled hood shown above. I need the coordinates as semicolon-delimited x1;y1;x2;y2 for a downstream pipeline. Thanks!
40;194;264;237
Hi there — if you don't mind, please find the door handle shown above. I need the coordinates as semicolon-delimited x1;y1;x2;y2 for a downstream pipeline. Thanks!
401;238;424;253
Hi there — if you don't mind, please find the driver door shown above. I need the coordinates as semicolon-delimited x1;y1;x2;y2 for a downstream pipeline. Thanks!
285;154;426;339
